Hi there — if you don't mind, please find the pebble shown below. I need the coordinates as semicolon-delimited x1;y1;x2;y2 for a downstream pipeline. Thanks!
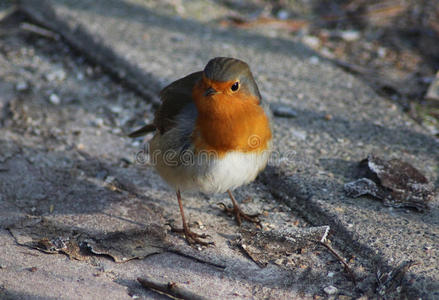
302;35;320;49
426;71;439;101
324;114;333;121
194;220;205;229
16;81;29;91
170;34;185;43
104;176;115;184
277;10;289;20
93;118;104;128
339;30;360;42
377;47;387;58
320;47;335;59
110;105;123;114
271;104;298;118
291;129;307;141
46;69;66;82
323;285;338;295
49;93;61;105
86;67;94;76
309;56;320;65
111;127;122;134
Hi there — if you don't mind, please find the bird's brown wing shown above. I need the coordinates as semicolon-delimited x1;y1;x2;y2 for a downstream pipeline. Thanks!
155;71;202;134
128;71;202;137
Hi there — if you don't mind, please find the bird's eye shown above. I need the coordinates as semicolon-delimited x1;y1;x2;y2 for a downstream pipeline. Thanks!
231;82;239;92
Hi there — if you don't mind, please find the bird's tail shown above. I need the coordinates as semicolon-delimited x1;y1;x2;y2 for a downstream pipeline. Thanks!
128;124;156;138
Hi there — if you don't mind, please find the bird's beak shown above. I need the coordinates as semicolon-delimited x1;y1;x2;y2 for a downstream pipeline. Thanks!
204;87;218;97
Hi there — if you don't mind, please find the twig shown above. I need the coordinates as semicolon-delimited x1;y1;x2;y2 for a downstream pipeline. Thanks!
19;22;60;40
167;249;226;269
322;1;406;22
376;260;417;297
137;276;209;300
219;16;309;32
320;241;357;285
332;58;371;76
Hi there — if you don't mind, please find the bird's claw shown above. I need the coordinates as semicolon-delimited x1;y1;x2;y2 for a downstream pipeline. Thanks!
169;223;214;246
218;201;260;226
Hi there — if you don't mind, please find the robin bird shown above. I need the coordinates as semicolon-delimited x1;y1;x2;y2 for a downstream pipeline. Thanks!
129;57;272;245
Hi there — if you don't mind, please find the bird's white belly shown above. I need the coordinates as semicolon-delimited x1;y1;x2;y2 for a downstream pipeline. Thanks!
150;134;271;193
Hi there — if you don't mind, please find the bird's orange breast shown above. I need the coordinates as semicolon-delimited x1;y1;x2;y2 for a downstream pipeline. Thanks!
192;82;271;157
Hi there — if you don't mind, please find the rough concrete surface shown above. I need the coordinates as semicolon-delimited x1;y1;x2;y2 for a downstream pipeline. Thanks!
0;0;437;299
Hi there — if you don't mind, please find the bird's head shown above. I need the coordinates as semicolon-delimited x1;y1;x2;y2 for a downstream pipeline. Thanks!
193;57;261;114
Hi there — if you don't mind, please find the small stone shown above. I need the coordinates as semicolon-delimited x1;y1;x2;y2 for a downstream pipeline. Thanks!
323;285;338;295
324;114;333;121
86;67;93;76
49;94;61;105
309;56;319;65
104;176;116;185
320;47;335;59
27;267;38;272
302;35;320;49
426;71;439;101
16;81;29;91
170;34;185;43
377;47;387;58
271;104;298;118
93;118;104;128
277;10;289;20
111;127;122;134
340;30;360;41
327;272;335;277
194;220;204;229
110;106;123;114
291;129;307;140
46;69;66;82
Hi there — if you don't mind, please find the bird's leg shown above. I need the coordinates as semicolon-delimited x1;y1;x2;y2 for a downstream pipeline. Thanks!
170;189;213;246
219;190;260;226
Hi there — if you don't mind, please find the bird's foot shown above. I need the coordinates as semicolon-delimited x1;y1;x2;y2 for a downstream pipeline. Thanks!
169;224;214;246
218;198;260;226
